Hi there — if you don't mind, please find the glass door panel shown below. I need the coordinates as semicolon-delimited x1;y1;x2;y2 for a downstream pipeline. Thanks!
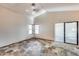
55;23;64;42
65;22;77;44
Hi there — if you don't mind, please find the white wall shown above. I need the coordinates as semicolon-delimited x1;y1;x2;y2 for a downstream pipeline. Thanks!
35;11;79;41
0;6;32;47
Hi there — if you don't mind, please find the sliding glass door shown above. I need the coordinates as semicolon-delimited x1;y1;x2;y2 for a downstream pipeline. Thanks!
55;23;64;42
55;21;78;45
65;22;78;44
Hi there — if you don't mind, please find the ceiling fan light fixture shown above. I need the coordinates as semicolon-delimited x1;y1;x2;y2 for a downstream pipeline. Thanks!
32;3;35;6
32;3;36;11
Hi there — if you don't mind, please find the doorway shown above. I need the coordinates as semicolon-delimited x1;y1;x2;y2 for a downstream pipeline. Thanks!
55;21;78;45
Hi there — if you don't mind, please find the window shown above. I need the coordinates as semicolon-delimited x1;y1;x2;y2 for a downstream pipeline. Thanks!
35;25;40;34
28;24;40;34
28;25;32;34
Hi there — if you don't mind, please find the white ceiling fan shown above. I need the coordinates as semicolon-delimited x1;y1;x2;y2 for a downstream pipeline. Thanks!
25;3;47;18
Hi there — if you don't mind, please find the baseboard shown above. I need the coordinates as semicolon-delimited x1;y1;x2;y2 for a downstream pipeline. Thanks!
0;37;54;48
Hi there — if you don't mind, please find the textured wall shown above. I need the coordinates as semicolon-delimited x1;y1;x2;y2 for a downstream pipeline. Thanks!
35;11;79;40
